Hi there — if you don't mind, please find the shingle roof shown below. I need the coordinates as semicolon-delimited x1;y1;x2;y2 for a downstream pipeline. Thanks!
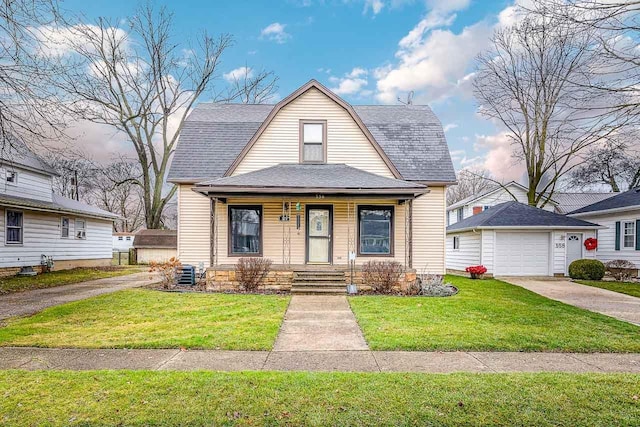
569;188;640;215
446;181;530;211
195;163;427;194
553;192;617;214
133;229;177;249
0;193;119;220
168;97;456;183
0;135;58;176
447;201;600;232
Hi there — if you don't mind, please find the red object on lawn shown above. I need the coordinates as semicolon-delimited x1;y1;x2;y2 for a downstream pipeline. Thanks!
465;265;487;279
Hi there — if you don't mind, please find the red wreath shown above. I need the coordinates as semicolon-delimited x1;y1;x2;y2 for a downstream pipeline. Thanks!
584;238;598;251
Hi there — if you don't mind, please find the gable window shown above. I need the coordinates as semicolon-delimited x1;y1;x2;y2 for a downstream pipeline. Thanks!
118;236;123;241
300;121;326;163
358;206;393;255
61;217;70;238
483;205;490;211
6;170;16;185
623;221;635;248
6;210;23;244
126;236;131;241
457;208;464;222
75;219;86;239
229;206;262;255
453;236;460;250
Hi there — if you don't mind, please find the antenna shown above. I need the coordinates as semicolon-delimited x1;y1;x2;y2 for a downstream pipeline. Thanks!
397;91;414;105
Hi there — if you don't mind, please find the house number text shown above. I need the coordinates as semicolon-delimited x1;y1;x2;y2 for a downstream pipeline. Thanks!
555;243;565;249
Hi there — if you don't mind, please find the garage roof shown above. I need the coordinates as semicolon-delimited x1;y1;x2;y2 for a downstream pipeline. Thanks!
447;201;601;233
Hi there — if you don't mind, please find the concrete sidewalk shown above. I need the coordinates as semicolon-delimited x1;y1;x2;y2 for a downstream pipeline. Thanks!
502;277;640;325
1;347;639;373
273;295;369;351
0;271;158;320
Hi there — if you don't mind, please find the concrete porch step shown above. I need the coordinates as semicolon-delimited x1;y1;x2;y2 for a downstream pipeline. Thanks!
293;276;346;282
291;287;347;295
292;282;346;288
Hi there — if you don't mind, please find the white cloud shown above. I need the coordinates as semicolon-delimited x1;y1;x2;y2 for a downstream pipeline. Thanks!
363;0;385;15
474;132;525;181
34;24;130;57
443;123;458;132
329;67;369;96
260;22;291;44
223;66;254;82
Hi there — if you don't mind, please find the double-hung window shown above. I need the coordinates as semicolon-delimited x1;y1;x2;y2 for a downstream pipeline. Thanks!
300;121;326;163
229;206;262;255
457;208;464;222
453;236;460;250
358;206;393;255
6;170;16;185
61;217;70;238
75;219;86;239
6;210;23;244
623;221;635;248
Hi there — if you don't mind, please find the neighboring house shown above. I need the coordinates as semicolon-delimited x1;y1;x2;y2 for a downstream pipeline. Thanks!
0;137;118;276
167;80;456;288
133;229;177;264
113;232;136;252
446;182;614;225
446;201;601;277
568;188;640;272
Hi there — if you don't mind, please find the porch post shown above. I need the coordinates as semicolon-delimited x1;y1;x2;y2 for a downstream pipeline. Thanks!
210;197;217;267
405;199;413;269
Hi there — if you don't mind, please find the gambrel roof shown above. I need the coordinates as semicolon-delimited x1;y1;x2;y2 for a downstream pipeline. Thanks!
167;80;456;184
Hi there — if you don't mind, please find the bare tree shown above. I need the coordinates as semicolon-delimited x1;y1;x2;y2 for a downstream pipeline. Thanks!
570;141;640;192
0;0;68;145
473;12;622;208
58;5;277;229
227;67;279;104
447;169;494;205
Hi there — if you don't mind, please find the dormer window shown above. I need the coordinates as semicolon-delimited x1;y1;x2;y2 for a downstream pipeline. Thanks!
300;120;326;163
6;170;17;185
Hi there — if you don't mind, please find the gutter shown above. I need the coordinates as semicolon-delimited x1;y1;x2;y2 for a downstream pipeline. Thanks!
569;205;640;218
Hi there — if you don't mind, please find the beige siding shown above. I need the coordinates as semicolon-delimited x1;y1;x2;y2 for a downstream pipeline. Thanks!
412;186;446;274
234;87;394;178
0;207;112;268
137;248;178;264
214;197;406;266
177;184;210;266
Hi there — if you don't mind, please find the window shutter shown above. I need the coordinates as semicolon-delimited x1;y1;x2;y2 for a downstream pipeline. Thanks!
636;220;640;251
615;221;621;251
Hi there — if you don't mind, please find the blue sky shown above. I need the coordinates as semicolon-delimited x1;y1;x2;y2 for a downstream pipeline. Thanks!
61;0;526;180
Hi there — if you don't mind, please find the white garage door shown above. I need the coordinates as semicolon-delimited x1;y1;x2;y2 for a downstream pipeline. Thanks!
495;232;550;276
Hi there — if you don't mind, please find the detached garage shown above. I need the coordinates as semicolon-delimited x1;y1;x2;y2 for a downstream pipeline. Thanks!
446;201;602;277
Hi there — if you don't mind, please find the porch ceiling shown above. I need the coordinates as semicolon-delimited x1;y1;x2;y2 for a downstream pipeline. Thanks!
193;163;428;198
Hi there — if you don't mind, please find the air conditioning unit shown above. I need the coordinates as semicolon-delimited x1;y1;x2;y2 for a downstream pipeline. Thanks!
76;230;86;239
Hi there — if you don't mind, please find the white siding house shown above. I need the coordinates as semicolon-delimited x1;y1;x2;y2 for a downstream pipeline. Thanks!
0;138;118;275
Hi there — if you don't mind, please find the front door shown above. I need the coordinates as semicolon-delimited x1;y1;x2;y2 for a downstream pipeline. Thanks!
306;206;332;264
566;233;583;273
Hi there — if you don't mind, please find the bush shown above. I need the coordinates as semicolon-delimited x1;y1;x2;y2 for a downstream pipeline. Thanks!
604;260;637;281
465;265;487;279
235;258;272;292
568;259;605;280
362;260;403;294
149;257;182;289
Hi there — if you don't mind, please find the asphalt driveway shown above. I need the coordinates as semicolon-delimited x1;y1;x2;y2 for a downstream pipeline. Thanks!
502;277;640;326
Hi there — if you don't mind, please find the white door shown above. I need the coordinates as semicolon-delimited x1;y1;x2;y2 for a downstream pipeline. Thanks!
566;233;583;273
495;232;550;276
307;207;332;263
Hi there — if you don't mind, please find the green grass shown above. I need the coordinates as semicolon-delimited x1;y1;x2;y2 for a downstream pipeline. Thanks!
0;267;140;294
349;275;640;352
0;289;290;350
577;280;640;298
0;371;638;426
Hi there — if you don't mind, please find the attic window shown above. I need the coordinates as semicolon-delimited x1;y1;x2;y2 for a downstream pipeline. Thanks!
6;170;16;185
300;121;326;163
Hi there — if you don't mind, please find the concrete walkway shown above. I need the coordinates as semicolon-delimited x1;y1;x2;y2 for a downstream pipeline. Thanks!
0;271;158;320
502;277;640;326
273;295;369;351
1;347;639;373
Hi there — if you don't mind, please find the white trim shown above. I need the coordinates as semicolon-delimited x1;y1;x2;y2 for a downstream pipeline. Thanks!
60;216;70;238
5;170;17;186
622;220;636;249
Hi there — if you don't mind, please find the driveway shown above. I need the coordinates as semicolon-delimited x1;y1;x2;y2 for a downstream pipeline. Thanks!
502;277;640;326
0;272;158;321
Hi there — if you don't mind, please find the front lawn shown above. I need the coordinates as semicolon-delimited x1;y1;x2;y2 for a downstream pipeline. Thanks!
577;280;640;298
0;289;290;350
0;370;638;426
0;267;140;294
349;275;640;352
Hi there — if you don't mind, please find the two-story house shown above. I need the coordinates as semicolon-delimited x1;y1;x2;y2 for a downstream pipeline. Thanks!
168;80;456;291
0;137;118;276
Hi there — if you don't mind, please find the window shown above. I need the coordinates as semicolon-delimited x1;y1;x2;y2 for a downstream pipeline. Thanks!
126;236;131;241
483;205;490;211
61;217;70;238
118;236;123;241
358;206;393;255
75;219;86;239
457;208;464;222
446;211;451;226
453;236;460;250
300;121;326;163
6;170;16;185
623;221;635;248
229;206;262;255
6;210;23;244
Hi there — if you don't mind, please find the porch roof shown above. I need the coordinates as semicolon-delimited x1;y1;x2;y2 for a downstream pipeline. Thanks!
193;163;428;197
